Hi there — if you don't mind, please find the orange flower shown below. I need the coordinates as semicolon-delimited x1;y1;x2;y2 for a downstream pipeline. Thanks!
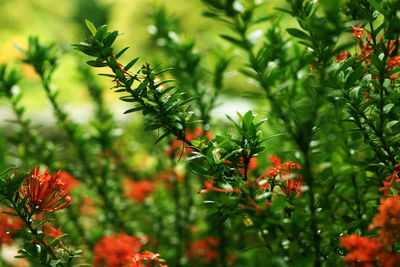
19;166;72;213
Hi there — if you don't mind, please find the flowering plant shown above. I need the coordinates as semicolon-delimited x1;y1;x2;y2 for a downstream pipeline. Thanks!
0;0;400;266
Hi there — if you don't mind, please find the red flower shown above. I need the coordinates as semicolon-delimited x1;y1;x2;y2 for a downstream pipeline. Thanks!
335;51;350;63
352;24;364;38
0;210;24;247
94;233;142;267
43;225;67;252
369;196;400;245
19;166;72;213
124;180;155;203
268;155;281;166
58;171;80;192
257;156;303;197
379;164;400;196
130;250;167;267
341;195;400;266
187;237;219;263
340;234;382;264
378;252;399;267
360;42;374;65
277;175;303;198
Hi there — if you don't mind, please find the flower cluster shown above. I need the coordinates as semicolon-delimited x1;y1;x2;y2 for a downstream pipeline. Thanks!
340;195;400;266
187;237;219;263
130;250;167;267
380;163;400;196
19;166;72;213
257;155;303;198
369;196;400;246
352;24;364;38
94;233;142;267
124;180;155;203
336;24;400;81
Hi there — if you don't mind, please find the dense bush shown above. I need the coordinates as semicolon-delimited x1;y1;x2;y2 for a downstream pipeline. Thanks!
1;0;400;266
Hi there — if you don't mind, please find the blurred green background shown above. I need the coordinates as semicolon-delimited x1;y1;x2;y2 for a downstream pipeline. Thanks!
0;0;285;120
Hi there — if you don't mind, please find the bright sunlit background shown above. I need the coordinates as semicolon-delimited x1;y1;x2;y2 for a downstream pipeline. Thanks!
0;0;285;125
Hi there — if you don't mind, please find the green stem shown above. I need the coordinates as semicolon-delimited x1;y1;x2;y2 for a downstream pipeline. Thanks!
39;75;126;232
10;199;62;266
302;149;321;266
171;167;183;266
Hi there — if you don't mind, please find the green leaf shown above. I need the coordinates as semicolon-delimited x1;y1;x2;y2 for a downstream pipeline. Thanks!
0;167;16;177
104;31;118;47
345;66;364;90
366;0;386;16
220;35;245;48
286;28;309;40
2;211;19;217
202;11;219;18
350;86;361;101
370;53;383;71
123;106;143;114
154;131;171;144
120;96;135;102
85;19;97;35
94;25;108;42
86;60;107;67
242;111;254;130
49;235;66;247
386;120;399;129
274;7;293;15
115;47;129;59
189;162;210;176
383;103;394;114
343;220;362;230
124;58;139;71
98;73;116;78
5;229;26;233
